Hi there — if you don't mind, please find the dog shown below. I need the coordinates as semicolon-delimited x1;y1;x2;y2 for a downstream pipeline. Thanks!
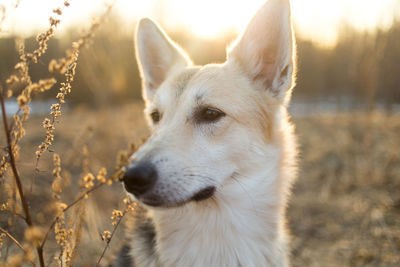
117;0;297;266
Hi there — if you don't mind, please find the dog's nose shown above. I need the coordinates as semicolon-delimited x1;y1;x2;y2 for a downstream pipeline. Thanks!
123;162;157;196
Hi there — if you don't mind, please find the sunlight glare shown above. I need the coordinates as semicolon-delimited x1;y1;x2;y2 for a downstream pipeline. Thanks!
291;0;399;45
164;0;264;38
1;0;399;46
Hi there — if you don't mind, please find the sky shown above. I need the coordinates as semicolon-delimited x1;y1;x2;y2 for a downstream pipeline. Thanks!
0;0;399;46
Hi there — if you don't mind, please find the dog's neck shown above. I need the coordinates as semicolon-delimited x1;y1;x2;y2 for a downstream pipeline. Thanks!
148;160;290;266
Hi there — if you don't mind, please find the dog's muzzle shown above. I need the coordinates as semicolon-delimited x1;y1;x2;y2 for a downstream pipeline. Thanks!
122;161;216;207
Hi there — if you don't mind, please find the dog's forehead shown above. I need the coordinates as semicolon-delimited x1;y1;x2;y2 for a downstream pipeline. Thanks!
184;66;221;100
171;67;202;96
183;64;252;104
180;64;244;102
156;67;200;107
157;63;249;109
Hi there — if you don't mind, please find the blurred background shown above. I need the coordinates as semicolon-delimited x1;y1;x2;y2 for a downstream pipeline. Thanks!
0;0;399;266
1;0;399;111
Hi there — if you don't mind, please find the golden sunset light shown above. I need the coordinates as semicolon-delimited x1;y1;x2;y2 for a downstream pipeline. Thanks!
0;0;399;266
1;0;399;45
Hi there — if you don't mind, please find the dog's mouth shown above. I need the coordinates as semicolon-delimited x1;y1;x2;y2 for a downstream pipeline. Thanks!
191;186;216;202
139;186;216;208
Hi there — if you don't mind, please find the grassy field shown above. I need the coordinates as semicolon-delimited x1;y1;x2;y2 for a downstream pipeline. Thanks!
1;103;399;266
290;112;400;266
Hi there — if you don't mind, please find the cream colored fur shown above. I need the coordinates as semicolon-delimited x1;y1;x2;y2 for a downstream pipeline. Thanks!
128;0;297;266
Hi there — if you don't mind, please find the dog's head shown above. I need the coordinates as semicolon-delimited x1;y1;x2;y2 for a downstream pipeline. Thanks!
123;0;296;208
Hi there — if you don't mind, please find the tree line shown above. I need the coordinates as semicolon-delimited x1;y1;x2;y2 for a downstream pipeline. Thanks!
1;19;399;110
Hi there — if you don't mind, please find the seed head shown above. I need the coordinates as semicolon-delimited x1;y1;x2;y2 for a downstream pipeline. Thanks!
53;8;62;15
6;75;19;85
111;209;123;225
17;95;27;106
96;167;107;183
101;230;111;243
82;173;95;189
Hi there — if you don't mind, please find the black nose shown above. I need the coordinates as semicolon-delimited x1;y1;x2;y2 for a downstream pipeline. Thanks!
123;162;157;196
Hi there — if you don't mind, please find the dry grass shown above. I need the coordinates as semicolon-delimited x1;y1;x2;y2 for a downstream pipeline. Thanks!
0;2;135;266
0;104;147;266
290;112;400;267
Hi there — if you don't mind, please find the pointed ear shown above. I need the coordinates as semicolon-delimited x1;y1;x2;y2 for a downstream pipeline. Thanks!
228;0;296;102
135;18;192;101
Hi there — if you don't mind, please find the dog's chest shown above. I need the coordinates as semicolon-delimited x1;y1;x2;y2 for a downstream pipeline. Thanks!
125;204;285;267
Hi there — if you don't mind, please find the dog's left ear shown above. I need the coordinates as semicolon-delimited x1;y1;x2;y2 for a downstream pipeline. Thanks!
228;0;296;103
135;18;192;101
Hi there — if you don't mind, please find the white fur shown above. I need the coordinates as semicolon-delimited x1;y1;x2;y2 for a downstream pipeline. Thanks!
128;0;297;266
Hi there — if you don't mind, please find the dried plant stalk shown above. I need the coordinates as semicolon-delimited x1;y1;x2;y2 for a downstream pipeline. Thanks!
0;1;123;266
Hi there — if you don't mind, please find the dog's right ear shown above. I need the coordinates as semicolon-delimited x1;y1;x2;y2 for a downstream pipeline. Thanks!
135;18;192;101
227;0;295;104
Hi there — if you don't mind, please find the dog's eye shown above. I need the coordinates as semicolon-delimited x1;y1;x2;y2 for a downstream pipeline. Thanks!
150;111;161;123
198;107;225;123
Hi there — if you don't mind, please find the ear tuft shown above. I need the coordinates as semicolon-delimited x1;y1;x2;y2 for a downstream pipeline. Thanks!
228;0;296;102
135;18;192;101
